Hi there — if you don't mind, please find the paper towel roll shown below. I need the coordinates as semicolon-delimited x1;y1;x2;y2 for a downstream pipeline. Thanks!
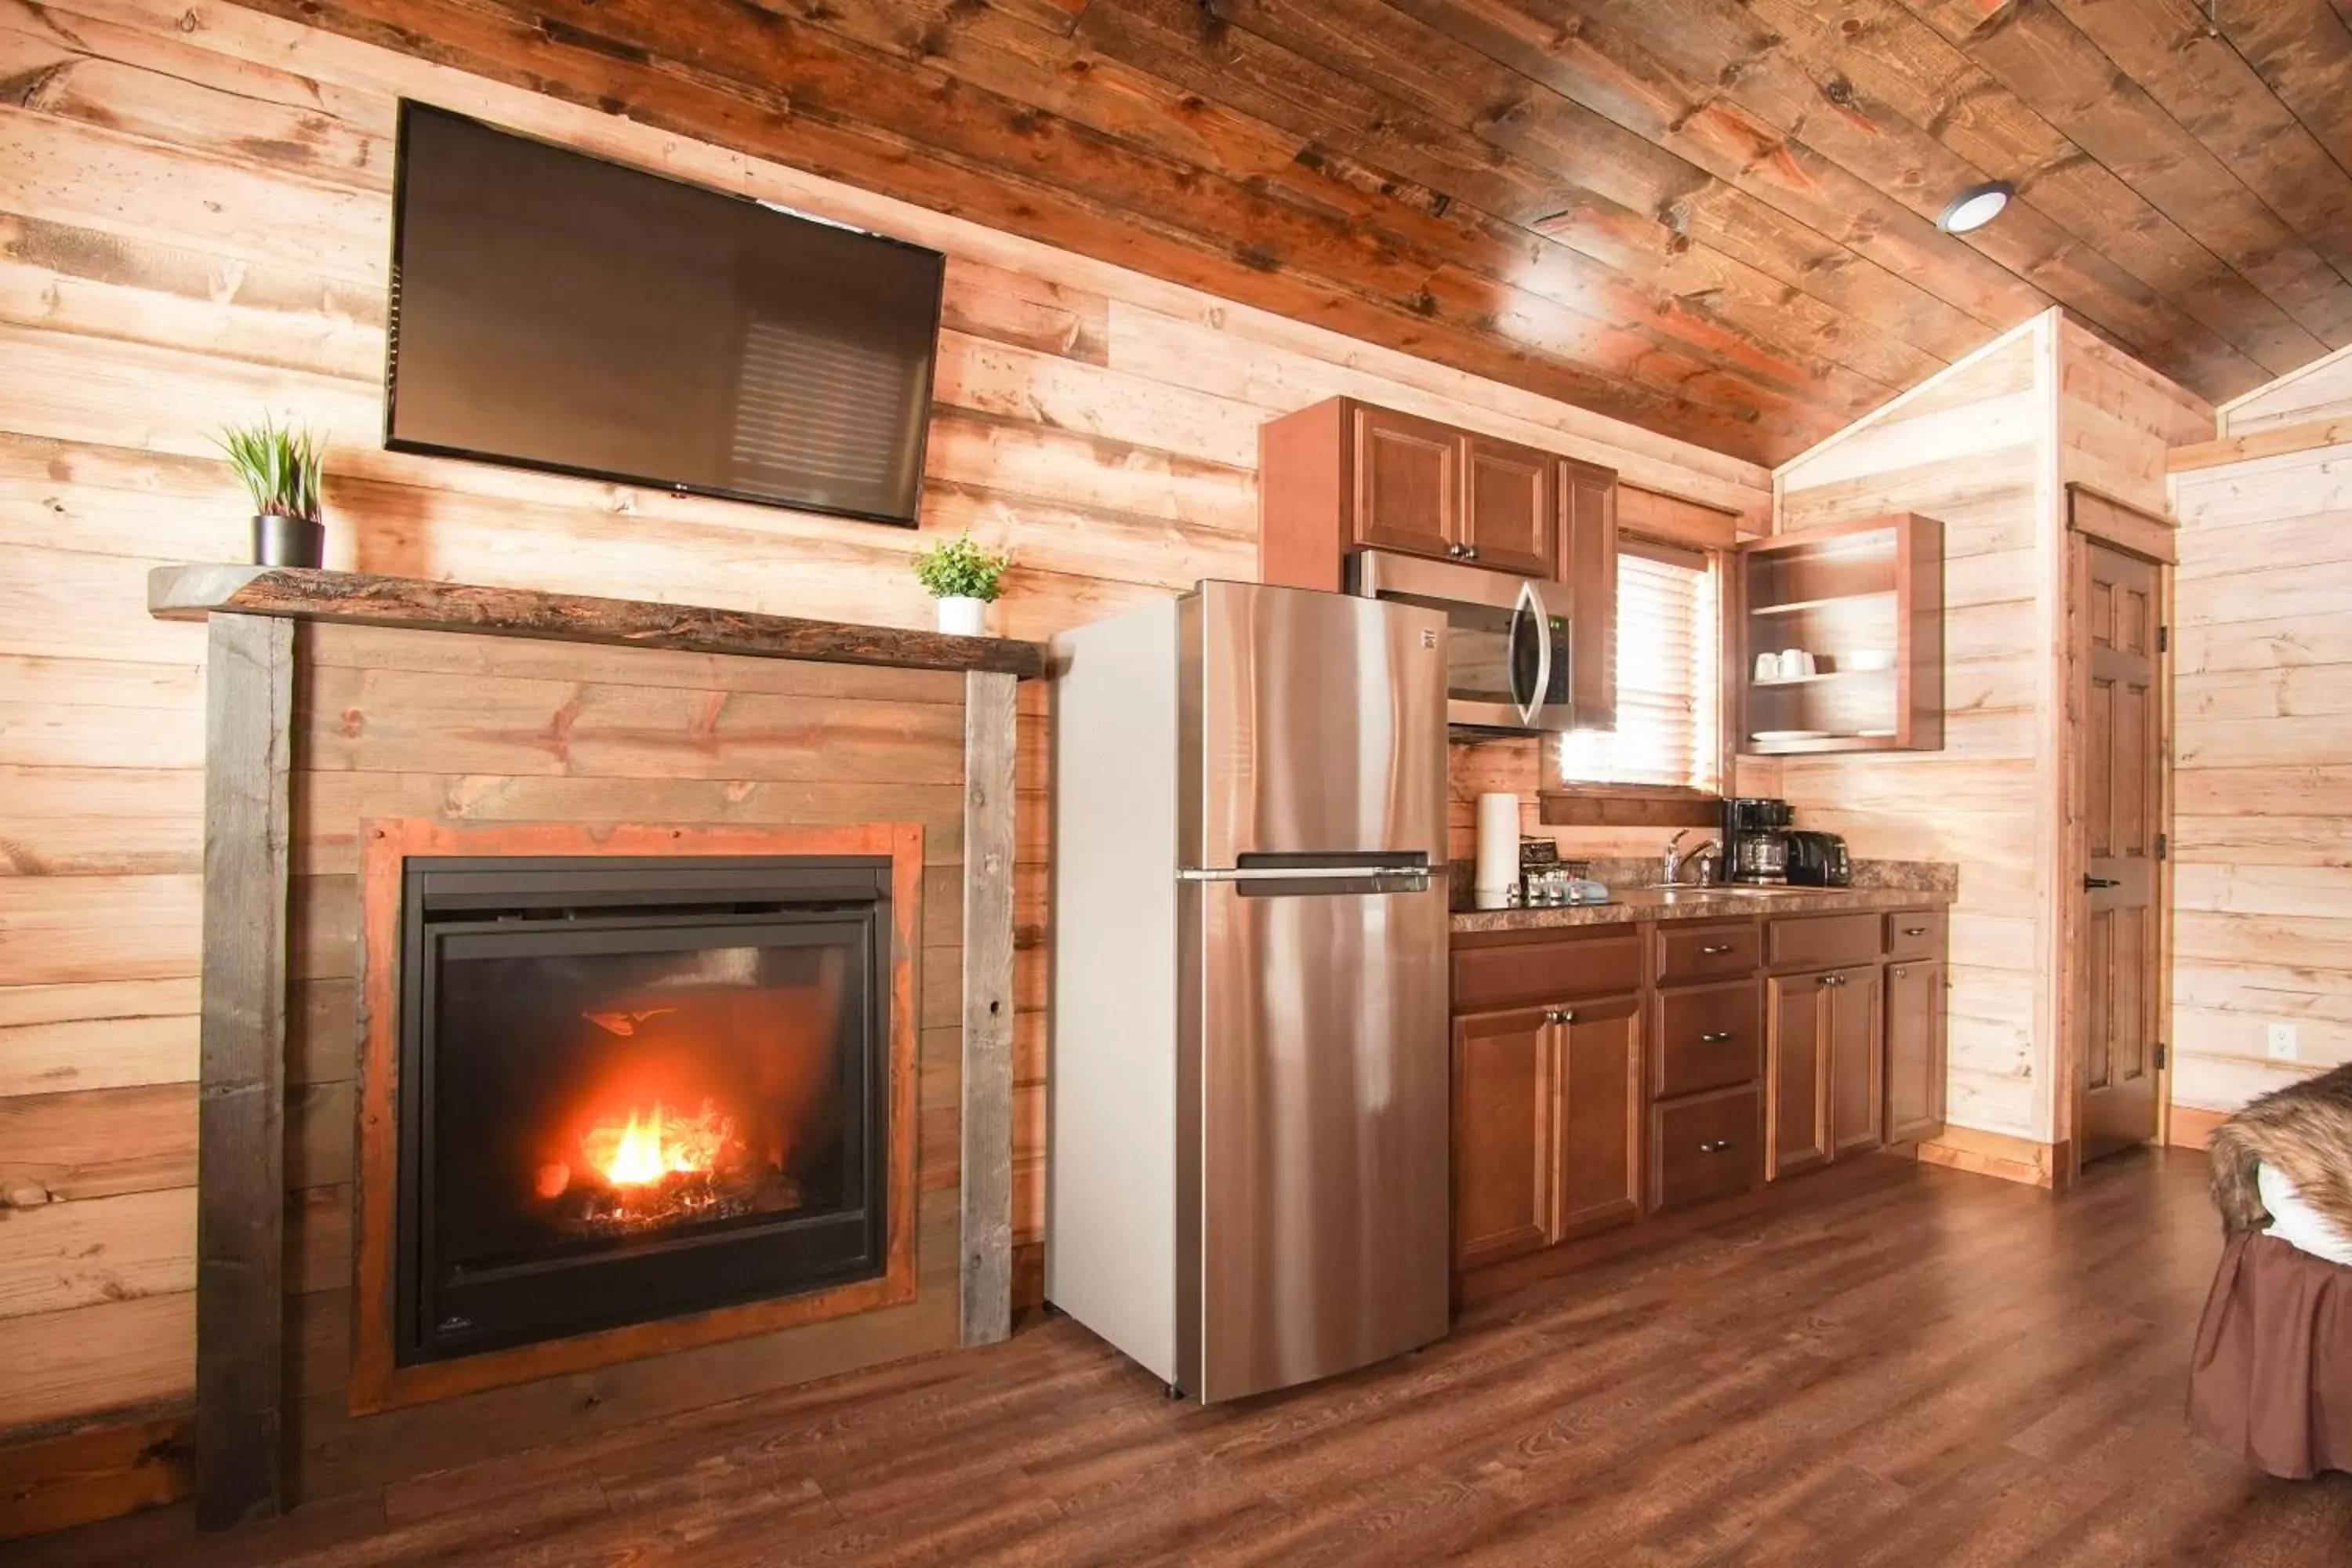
1475;793;1520;895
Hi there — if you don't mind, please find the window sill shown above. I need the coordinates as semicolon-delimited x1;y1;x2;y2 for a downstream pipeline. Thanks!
1538;788;1721;829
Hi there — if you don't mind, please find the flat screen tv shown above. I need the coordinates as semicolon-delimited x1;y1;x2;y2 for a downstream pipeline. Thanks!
386;103;946;526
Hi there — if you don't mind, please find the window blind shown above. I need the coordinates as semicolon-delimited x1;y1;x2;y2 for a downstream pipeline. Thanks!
1557;539;1719;792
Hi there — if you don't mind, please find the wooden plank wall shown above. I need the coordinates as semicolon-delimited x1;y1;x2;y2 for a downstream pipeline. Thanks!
0;0;1769;1512
2172;355;2352;1116
1773;322;2055;1142
1773;314;2206;1148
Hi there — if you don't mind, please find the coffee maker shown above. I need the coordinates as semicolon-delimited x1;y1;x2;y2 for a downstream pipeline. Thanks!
1721;797;1794;885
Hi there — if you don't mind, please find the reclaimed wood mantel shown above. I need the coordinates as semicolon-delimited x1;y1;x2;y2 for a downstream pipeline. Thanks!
148;564;1049;680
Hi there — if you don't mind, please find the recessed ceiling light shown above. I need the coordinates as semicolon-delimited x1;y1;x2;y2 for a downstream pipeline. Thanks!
1938;182;2013;234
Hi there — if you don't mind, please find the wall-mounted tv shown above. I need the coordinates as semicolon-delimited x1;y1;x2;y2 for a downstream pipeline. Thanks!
386;103;946;527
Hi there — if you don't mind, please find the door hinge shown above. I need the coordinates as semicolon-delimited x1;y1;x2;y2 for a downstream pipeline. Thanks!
2155;1042;2169;1071
2158;624;2170;654
2157;832;2169;862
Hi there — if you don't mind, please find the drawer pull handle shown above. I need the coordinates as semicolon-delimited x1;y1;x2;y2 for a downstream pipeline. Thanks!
1700;1030;1733;1044
1903;926;1928;936
1697;1139;1733;1155
1699;943;1734;956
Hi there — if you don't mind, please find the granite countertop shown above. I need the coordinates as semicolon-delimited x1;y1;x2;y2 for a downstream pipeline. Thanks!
1450;860;1956;935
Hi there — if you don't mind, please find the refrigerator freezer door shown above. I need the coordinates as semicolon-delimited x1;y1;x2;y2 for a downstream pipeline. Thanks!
1178;877;1450;1403
1181;582;1448;869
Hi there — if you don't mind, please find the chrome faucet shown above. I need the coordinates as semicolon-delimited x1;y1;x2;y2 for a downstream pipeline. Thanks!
1662;829;1721;887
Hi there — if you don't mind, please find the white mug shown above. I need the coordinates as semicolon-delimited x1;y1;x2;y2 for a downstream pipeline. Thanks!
1780;648;1814;677
1754;652;1781;681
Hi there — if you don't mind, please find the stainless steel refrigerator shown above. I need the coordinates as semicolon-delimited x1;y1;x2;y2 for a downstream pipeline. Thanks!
1047;580;1450;1403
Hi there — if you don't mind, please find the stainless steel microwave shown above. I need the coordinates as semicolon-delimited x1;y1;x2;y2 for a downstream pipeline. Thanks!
1347;550;1574;732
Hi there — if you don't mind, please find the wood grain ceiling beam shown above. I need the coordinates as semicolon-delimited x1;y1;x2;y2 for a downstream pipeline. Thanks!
2047;0;2352;282
2206;0;2352;193
1458;0;2284;394
792;0;1911;405
230;0;1809;457
1896;0;2352;348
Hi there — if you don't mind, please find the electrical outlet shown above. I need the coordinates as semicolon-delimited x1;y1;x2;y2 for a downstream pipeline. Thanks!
2267;1022;2300;1062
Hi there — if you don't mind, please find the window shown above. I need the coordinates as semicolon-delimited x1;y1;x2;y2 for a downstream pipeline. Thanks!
1556;539;1720;793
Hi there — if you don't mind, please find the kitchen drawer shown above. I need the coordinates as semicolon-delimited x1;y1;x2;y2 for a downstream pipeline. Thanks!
1653;979;1763;1099
1452;927;1642;1013
1766;913;1880;971
1653;920;1760;985
1650;1086;1763;1215
1886;909;1946;962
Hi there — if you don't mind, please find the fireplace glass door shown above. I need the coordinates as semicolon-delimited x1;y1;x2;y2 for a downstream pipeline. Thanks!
395;857;893;1363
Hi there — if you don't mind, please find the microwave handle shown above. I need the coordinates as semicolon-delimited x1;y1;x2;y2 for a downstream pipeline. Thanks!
1511;579;1551;728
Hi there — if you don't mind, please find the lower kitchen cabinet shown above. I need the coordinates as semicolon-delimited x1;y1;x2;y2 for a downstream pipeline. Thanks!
1766;964;1882;1179
1885;959;1949;1144
1450;995;1642;1269
1553;995;1642;1240
1450;1006;1555;1270
1450;906;1947;1286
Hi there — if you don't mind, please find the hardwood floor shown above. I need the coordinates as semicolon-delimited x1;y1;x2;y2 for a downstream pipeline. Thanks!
20;1149;2350;1566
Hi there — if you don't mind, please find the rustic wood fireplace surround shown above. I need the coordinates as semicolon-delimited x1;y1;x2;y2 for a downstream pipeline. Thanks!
148;564;1044;1530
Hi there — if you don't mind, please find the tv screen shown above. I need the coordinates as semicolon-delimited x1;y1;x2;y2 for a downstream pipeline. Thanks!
386;103;946;526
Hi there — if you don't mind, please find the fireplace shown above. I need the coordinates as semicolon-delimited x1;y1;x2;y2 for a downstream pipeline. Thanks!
384;849;904;1369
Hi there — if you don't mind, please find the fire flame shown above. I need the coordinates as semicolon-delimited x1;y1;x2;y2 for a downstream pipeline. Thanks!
580;1099;735;1189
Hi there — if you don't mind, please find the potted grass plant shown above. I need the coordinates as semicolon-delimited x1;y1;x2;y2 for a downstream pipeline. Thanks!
911;532;1011;636
217;415;327;568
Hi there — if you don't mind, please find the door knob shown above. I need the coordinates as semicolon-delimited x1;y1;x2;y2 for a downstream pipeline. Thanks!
2083;875;2120;891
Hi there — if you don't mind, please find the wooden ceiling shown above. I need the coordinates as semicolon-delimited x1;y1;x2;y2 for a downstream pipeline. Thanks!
252;0;2352;462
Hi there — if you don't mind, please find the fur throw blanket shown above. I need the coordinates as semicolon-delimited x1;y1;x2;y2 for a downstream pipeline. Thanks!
2209;1062;2352;1241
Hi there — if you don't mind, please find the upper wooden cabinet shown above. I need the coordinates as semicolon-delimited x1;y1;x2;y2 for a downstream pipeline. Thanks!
1461;435;1556;575
1737;513;1943;756
1558;459;1618;731
1258;397;1596;587
1352;405;1461;561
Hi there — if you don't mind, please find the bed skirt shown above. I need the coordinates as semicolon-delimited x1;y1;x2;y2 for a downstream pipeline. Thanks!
2189;1231;2352;1479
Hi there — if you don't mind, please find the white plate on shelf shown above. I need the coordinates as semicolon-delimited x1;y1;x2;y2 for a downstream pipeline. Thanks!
1751;730;1830;742
1857;727;1897;739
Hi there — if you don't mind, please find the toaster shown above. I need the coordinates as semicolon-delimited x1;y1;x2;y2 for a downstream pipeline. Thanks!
1784;831;1851;888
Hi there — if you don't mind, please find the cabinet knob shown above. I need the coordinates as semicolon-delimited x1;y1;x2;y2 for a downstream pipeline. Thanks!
1903;926;1928;937
1700;943;1733;956
1893;967;1907;978
1446;543;1465;557
1697;1139;1733;1155
1465;545;1480;560
1700;1030;1733;1044
1544;1007;1575;1025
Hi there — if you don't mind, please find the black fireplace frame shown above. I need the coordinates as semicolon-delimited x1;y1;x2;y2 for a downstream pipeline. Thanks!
392;854;896;1364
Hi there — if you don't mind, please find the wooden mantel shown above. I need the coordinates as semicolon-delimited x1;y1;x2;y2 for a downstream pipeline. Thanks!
148;564;1050;680
155;567;1031;1529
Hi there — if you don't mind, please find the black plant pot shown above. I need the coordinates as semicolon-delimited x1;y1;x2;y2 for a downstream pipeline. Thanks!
252;514;325;569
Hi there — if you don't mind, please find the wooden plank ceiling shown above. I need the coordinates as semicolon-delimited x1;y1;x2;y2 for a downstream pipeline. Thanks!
240;0;2352;463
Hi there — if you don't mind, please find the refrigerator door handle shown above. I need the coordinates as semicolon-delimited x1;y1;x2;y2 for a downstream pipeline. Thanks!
1179;866;1430;889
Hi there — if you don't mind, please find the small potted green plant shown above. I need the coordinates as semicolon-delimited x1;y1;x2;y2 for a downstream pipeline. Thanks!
216;414;326;568
911;532;1011;636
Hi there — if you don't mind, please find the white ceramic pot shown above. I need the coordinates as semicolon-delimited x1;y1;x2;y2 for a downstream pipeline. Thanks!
935;595;988;637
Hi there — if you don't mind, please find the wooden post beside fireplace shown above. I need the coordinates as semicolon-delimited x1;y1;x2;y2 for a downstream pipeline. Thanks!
152;566;1045;1529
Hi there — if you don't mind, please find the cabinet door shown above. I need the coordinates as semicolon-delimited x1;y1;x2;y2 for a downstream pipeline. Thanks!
1553;996;1642;1240
1559;459;1618;730
1765;972;1832;1180
1461;437;1555;575
1885;959;1947;1145
1828;965;1884;1157
1351;405;1459;561
1451;1007;1555;1269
